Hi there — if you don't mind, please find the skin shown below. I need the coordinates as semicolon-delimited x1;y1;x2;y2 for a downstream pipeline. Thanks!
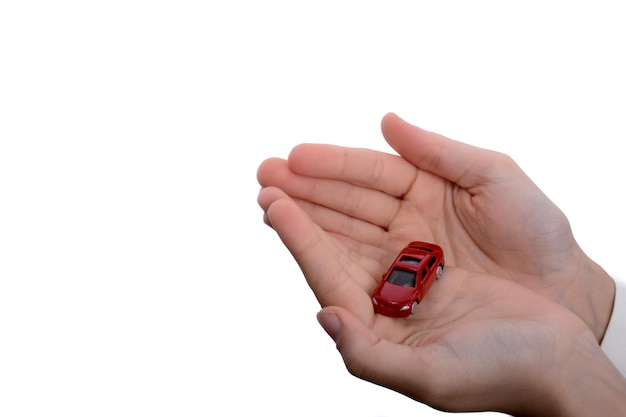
257;113;615;342
256;113;625;415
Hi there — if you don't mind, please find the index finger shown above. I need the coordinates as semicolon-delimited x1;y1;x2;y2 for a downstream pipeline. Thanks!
381;112;511;188
287;144;419;198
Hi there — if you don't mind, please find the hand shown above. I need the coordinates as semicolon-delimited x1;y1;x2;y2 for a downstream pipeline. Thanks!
256;186;626;416
256;113;614;341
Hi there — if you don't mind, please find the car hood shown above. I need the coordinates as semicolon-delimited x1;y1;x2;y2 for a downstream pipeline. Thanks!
376;282;416;304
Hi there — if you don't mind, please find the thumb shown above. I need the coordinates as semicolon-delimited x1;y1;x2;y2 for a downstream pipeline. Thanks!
316;307;435;397
380;112;495;188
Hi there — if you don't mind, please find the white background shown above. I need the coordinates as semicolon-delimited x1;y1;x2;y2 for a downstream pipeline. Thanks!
1;1;625;416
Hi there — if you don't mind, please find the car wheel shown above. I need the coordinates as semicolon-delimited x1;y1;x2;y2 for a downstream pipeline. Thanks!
436;264;443;280
411;301;418;315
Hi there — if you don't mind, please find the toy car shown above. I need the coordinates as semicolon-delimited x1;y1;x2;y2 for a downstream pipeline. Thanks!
371;241;444;318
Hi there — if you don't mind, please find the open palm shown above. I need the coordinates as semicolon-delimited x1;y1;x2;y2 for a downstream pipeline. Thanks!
257;113;613;340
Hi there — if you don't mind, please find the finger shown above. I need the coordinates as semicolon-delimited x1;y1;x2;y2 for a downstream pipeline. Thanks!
287;143;418;198
287;197;388;254
260;187;426;286
258;185;386;259
258;157;403;230
257;186;386;252
259;186;393;293
381;113;505;189
261;189;377;319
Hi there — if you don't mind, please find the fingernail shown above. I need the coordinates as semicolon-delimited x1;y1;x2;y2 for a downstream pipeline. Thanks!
317;310;341;342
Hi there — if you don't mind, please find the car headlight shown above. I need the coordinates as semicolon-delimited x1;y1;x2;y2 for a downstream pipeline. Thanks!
399;305;410;311
372;297;378;305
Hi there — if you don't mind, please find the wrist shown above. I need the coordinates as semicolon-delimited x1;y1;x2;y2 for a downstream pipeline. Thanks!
558;251;615;342
539;335;626;417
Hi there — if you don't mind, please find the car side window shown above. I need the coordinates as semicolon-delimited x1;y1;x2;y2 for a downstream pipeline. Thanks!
427;257;436;268
420;267;427;281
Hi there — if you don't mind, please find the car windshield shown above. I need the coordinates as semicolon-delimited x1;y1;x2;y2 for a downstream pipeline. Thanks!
387;269;416;288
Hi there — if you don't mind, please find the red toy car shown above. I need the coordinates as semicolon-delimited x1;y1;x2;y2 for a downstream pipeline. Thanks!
372;241;445;317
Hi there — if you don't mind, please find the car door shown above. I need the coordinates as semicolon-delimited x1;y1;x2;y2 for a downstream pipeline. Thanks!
421;256;438;297
417;265;428;301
